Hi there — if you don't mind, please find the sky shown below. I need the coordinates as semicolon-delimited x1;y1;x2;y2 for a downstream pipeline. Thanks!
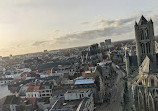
0;0;158;56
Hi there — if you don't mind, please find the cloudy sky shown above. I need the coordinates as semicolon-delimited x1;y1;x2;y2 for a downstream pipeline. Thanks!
0;0;158;56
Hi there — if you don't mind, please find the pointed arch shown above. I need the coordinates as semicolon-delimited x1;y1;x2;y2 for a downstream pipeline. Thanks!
138;89;145;111
148;93;155;111
140;29;144;40
145;28;149;39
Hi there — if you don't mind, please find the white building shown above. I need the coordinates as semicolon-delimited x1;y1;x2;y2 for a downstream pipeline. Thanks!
50;89;94;111
26;86;40;98
39;81;53;98
64;89;92;101
0;78;13;85
63;89;94;111
5;73;21;79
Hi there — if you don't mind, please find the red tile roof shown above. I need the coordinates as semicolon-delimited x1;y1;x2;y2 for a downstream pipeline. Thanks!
26;86;40;92
20;98;37;105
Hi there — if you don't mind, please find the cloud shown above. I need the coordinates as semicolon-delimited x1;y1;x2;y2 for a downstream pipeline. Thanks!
93;16;138;28
79;16;138;29
15;14;158;54
2;13;158;56
54;16;137;45
32;41;49;46
49;30;62;39
54;14;158;47
79;22;90;26
56;26;132;44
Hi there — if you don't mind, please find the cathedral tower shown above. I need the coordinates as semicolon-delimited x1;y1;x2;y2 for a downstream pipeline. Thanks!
135;15;156;72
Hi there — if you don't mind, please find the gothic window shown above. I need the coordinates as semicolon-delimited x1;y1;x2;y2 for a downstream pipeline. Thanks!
149;44;150;53
139;82;142;85
152;90;155;95
141;43;145;54
146;42;150;54
146;43;148;54
144;28;149;39
148;42;150;53
80;94;82;98
141;44;143;53
151;79;154;87
140;29;144;40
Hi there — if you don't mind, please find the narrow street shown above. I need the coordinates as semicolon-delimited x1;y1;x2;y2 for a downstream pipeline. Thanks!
96;63;125;111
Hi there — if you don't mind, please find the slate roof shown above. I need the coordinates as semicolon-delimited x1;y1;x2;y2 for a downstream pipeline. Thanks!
26;86;40;92
75;78;94;85
3;95;20;105
37;61;71;71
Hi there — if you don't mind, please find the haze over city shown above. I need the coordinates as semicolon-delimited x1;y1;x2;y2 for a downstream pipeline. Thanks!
0;0;158;56
1;1;158;111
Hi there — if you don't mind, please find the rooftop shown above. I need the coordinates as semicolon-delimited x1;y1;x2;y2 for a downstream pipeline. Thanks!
26;86;40;92
3;95;20;105
75;78;94;85
50;97;88;111
66;89;90;93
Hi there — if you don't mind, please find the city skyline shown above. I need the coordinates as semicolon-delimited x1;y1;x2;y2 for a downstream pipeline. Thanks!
0;0;158;56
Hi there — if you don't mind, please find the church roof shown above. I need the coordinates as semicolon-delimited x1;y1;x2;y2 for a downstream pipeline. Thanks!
139;56;152;74
138;15;148;25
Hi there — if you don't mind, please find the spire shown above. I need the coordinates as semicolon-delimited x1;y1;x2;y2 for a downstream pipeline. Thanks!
149;18;153;24
135;21;138;26
138;15;148;25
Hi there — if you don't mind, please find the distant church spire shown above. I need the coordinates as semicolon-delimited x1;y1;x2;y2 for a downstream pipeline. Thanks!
150;18;153;24
135;21;138;26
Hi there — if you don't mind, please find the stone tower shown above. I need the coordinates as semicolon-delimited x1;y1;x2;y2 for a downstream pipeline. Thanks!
135;15;156;71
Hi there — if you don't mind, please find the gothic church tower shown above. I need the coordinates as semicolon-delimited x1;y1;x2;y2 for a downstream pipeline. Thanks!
135;15;156;72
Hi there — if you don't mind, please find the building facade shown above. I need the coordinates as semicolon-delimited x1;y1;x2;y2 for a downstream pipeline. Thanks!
135;15;157;71
125;16;158;111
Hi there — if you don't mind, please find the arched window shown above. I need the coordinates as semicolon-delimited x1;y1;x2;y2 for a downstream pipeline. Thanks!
140;29;144;40
146;43;148;54
151;79;154;87
141;43;145;54
146;42;150;54
141;44;143;53
144;28;148;39
148;42;150;53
